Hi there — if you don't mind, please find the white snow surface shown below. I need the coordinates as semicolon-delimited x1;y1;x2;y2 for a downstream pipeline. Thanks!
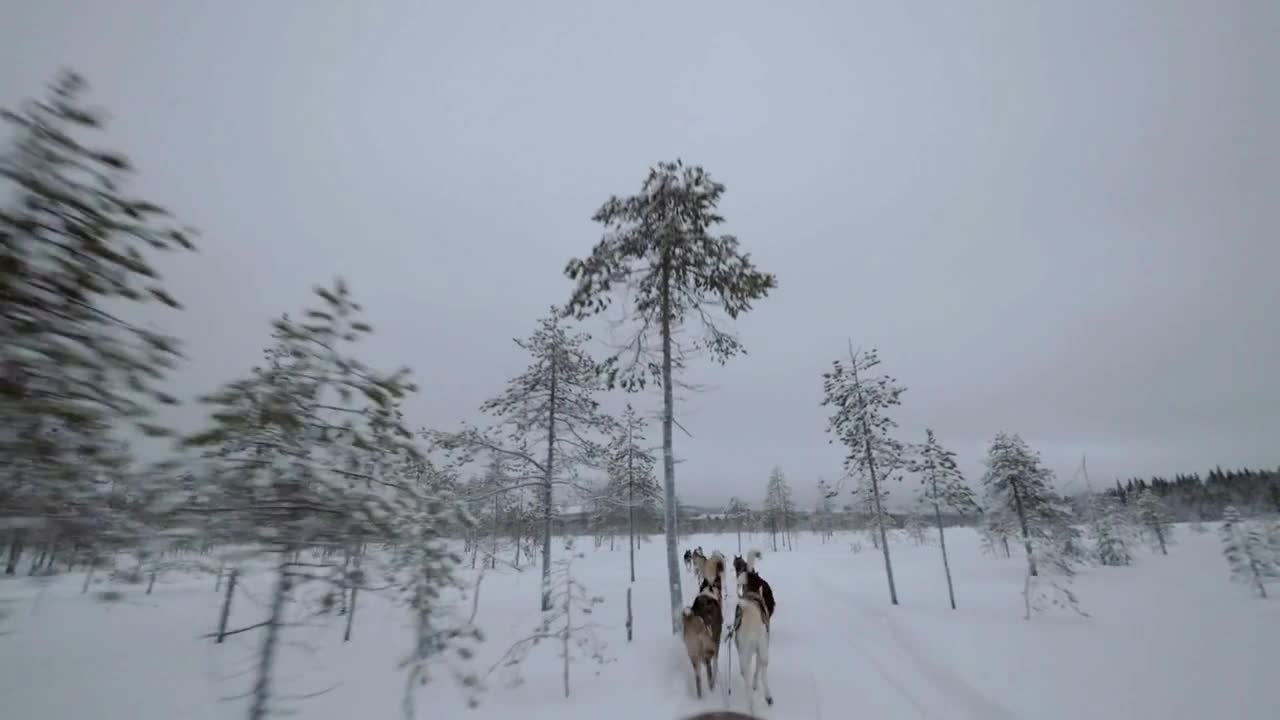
2;525;1277;719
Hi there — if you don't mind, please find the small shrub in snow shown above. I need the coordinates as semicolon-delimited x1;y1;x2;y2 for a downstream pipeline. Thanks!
1023;536;1088;620
902;512;930;546
1133;490;1174;555
1219;506;1278;599
1088;493;1134;567
486;540;612;698
95;590;126;604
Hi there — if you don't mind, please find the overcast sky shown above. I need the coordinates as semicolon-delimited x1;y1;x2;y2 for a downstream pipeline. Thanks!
3;1;1276;508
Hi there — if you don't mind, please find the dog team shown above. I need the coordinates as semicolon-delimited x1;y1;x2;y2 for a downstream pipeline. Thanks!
679;546;776;708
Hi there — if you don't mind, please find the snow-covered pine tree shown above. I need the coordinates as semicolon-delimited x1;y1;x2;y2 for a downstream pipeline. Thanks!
763;467;796;551
395;449;483;718
814;479;837;543
911;428;980;609
725;497;751;552
183;279;423;720
979;505;1015;558
848;471;892;550
0;71;196;570
981;433;1069;577
821;346;908;605
1133;489;1174;555
1087;492;1134;566
603;404;658;582
1219;506;1277;598
440;308;614;611
1022;531;1088;620
476;454;518;569
562;160;777;631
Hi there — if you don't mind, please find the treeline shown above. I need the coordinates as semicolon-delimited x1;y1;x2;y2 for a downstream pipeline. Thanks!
1107;466;1280;520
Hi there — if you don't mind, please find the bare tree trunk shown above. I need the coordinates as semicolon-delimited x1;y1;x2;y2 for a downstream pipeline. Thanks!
933;499;957;610
249;558;292;720
81;558;96;594
1010;483;1038;577
29;544;47;575
1022;559;1033;620
490;494;500;570
147;569;157;594
868;467;896;604
513;504;522;569
338;547;352;614
542;360;558;612
660;256;682;633
216;568;238;643
344;581;359;642
628;421;636;583
5;532;24;575
562;570;571;698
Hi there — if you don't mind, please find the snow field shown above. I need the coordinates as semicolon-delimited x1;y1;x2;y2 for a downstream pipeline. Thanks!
1;525;1277;720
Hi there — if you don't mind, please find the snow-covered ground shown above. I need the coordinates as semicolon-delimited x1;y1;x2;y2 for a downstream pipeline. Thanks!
2;525;1276;719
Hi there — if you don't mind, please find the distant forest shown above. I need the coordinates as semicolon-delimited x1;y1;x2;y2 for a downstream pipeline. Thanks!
1105;466;1280;521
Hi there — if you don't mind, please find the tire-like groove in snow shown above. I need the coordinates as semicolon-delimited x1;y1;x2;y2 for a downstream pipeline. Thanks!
811;570;1015;720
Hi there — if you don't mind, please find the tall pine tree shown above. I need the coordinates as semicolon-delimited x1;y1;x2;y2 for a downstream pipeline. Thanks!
822;346;908;605
440;309;613;611
912;429;980;609
562;160;777;630
763;467;796;551
184;279;427;720
0;71;196;560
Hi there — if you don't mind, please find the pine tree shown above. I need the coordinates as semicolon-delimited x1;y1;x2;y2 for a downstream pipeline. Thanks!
911;428;980;609
979;504;1015;558
763;467;796;551
183;279;423;720
562;160;777;630
603;404;658;582
850;471;893;550
981;433;1073;577
725;497;751;553
1133;489;1173;555
0;71;196;564
439;308;613;611
821;346;908;605
814;479;837;543
1022;532;1088;620
1087;492;1134;566
396;452;482;717
1219;506;1277;598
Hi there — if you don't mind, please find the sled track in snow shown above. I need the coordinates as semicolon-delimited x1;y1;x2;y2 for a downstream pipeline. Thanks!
810;571;1015;720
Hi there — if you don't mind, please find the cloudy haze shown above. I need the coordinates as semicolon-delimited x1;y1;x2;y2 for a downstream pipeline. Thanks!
2;1;1276;508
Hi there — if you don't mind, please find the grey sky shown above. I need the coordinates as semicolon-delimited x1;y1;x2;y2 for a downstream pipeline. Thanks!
3;1;1276;508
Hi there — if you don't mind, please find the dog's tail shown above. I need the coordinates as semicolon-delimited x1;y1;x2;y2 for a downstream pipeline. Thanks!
676;606;694;626
747;548;763;572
